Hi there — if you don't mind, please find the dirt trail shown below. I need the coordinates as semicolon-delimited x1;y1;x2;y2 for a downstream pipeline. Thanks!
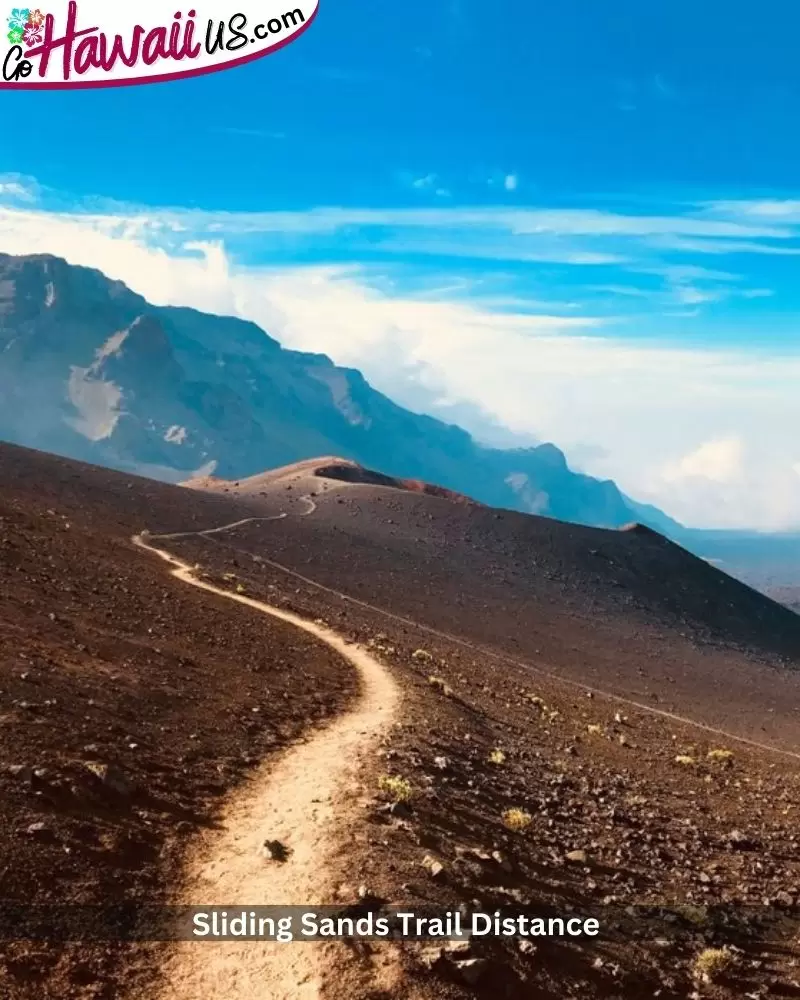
131;533;400;1000
163;511;800;767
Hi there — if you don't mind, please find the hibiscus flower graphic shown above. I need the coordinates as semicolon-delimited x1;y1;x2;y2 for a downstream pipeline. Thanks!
6;8;30;31
6;25;23;44
26;8;44;27
22;22;41;45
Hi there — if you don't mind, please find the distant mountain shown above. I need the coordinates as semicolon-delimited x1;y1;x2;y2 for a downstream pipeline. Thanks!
0;252;675;529
621;494;685;537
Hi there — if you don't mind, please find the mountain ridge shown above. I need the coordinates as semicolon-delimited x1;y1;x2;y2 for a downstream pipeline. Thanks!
0;250;676;530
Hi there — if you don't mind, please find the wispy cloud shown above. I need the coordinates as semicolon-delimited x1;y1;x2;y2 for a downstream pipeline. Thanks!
408;173;451;198
649;235;800;256
652;73;678;100
0;177;799;530
705;199;800;221
0;175;38;202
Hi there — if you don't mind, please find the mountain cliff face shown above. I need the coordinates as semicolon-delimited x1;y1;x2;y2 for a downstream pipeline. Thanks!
0;252;674;528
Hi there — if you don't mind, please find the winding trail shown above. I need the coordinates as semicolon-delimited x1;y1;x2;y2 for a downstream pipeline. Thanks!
131;486;800;998
131;530;399;1000
157;500;800;767
148;493;317;542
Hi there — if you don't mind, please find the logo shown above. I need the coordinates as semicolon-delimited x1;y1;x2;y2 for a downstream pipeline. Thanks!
1;1;318;88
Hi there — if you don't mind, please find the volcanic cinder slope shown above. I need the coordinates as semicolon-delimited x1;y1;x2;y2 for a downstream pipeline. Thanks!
2;441;800;1000
185;457;800;751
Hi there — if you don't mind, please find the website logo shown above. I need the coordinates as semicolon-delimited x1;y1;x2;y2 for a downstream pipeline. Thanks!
1;1;318;89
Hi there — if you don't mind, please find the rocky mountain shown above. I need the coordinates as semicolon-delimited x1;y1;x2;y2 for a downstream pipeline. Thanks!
0;251;675;529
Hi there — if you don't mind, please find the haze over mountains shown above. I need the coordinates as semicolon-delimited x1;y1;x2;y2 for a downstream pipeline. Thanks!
1;250;798;597
0;252;679;531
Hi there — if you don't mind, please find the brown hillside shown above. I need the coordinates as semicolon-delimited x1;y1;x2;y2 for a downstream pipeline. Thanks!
2;441;800;1000
186;456;481;506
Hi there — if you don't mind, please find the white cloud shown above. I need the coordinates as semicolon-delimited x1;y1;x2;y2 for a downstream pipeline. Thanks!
504;174;519;192
663;438;744;484
651;235;800;256
0;193;798;530
655;439;800;532
243;272;800;529
707;199;800;221
407;173;451;198
0;177;37;201
671;285;722;306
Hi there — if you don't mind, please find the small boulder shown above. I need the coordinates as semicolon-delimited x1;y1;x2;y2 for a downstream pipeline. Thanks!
261;839;289;862
443;939;471;959
455;958;489;985
422;855;445;880
726;829;757;851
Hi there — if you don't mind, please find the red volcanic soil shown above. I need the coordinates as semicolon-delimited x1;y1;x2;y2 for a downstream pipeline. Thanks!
312;460;481;504
186;456;481;506
3;442;800;1000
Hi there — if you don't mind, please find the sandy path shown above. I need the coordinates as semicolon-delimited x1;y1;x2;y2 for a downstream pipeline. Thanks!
131;533;399;1000
166;512;800;766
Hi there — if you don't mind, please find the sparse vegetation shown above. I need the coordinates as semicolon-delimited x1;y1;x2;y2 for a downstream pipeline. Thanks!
488;748;507;765
587;724;604;736
502;807;533;833
379;774;414;803
679;904;710;927
368;636;396;655
693;947;735;982
708;748;734;764
675;754;697;766
412;648;433;662
428;675;453;696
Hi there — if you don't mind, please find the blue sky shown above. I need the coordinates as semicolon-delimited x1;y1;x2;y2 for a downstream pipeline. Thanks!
0;0;799;529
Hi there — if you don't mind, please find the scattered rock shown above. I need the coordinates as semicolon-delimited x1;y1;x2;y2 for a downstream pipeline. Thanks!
25;822;53;840
7;764;33;782
726;830;758;851
491;850;513;873
443;939;471;958
422;855;445;879
565;850;588;865
85;762;135;798
261;839;289;862
455;958;489;985
418;945;444;970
